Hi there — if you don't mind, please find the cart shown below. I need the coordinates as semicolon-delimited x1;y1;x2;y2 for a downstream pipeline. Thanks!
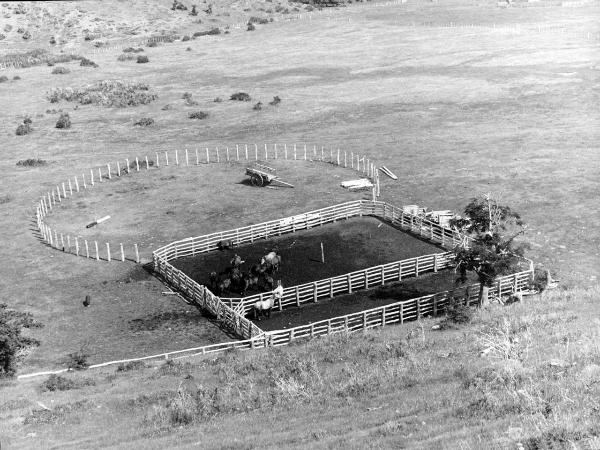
245;164;294;188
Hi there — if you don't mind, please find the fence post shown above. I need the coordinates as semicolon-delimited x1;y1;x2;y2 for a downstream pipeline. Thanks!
364;269;368;289
245;144;248;160
216;147;219;163
433;295;438;317
66;235;71;253
434;254;438;273
415;258;419;277
380;266;385;285
60;233;64;250
75;176;79;192
236;145;239;160
75;237;79;256
347;273;352;293
145;156;149;170
417;298;421;319
295;286;300;306
98;167;103;182
254;144;257;160
68;179;73;195
293;144;297;160
274;143;277;159
206;148;209;163
400;303;404;323
382;306;386;326
304;144;307;160
196;148;199;165
95;241;100;260
85;240;89;258
117;161;121;177
185;149;189;166
120;243;125;262
284;144;288;159
107;163;111;179
165;152;169;166
106;243;111;262
313;282;318;302
134;244;140;263
330;278;334;298
135;157;140;171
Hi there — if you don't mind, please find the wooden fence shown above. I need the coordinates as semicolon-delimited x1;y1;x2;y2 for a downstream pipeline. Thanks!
35;143;380;264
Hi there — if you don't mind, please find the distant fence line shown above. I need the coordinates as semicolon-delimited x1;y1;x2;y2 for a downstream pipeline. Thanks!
35;143;381;264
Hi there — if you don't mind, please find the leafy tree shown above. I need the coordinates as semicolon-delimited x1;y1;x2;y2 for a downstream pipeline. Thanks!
0;304;42;376
451;194;528;306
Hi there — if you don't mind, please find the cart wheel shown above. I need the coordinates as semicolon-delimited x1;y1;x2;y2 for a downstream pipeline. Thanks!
251;174;264;187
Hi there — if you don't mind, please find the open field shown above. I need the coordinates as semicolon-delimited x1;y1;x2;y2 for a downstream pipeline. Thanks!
0;0;599;446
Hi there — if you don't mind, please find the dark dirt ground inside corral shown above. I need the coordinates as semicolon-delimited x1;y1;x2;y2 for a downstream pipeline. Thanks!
171;216;442;295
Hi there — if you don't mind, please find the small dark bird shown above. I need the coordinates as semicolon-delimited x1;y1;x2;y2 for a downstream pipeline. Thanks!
83;295;91;307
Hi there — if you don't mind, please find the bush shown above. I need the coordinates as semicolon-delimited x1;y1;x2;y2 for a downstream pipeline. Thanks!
41;374;76;391
192;28;220;37
46;80;158;108
55;113;71;129
230;92;251;101
190;4;198;15
134;117;154;126
136;55;149;64
270;96;281;105
189;111;208;119
182;92;198;106
213;97;223;102
116;360;146;372
0;33;5;40
186;47;192;51
147;41;158;47
15;123;31;136
123;47;144;53
16;158;46;167
51;66;70;74
117;53;137;61
247;23;255;31
172;0;187;10
0;75;8;83
182;35;190;41
248;16;269;24
0;303;42;377
49;36;56;45
79;57;98;68
161;104;173;110
22;30;31;40
67;348;89;370
13;75;20;80
253;102;262;110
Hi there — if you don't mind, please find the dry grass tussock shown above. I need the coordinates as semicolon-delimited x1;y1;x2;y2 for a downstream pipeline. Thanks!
46;80;158;107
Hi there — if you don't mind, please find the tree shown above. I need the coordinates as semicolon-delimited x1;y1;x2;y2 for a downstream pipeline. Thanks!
0;304;42;376
451;194;528;306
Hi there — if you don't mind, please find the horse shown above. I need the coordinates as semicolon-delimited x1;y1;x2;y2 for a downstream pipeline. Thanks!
238;272;258;296
217;239;233;251
253;295;275;321
216;277;231;296
261;251;281;273
208;271;219;291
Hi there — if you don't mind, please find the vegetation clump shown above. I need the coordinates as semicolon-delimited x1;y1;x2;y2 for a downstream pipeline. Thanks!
248;16;269;24
134;117;154;126
0;303;42;376
40;374;95;391
16;158;47;167
247;22;256;31
171;0;187;10
116;360;147;372
136;55;149;64
15;117;32;136
51;66;70;74
0;75;8;83
182;92;198;106
66;348;89;370
230;92;251;101
123;47;144;53
47;80;158;107
55;112;71;129
188;111;208;119
270;96;281;105
192;28;220;37
117;53;137;61
253;101;263;110
79;57;98;68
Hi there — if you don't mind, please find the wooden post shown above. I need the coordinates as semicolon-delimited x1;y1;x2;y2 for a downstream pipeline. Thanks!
348;273;352;293
134;244;140;263
400;303;404;323
344;151;347;167
330;278;334;298
205;148;209;163
284;144;288;159
264;143;267;160
313;145;317;159
337;149;340;165
98;167;103;182
498;279;502;298
56;186;61;202
176;150;180;166
116;161;121;177
216;147;219;163
236;145;239;160
196;148;199;165
85;240;89;258
156;152;160;167
382;307;386;326
54;230;58;248
295;286;300;306
135;157;140;171
60;233;65;250
274;143;277;159
415;258;419;277
68;179;73;195
165;152;169;166
75;237;79;256
320;242;325;263
304;144;307;160
120;243;125;262
185;149;189;166
106;243;111;262
364;269;368;289
245;144;248;160
433;295;438;317
66;235;71;252
416;298;421;319
351;151;354;168
313;282;318;302
125;158;130;173
254;144;258;160
363;311;367;330
94;241;99;260
293;144;297;160
226;147;230;161
380;266;385;285
106;163;111;179
74;176;79;192
145;156;149;170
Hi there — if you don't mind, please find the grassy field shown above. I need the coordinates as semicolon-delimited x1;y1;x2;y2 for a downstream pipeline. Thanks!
0;0;599;446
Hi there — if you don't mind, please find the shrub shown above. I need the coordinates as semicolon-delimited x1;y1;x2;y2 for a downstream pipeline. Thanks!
13;75;20;80
190;4;198;15
248;16;269;24
161;104;173;110
51;66;70;74
270;96;281;105
84;34;95;41
213;97;222;102
0;75;8;83
116;360;146;372
49;36;56;45
136;55;149;63
0;33;5;40
3;24;12;32
247;23;255;31
182;35;190;41
230;92;251;101
55;112;71;129
16;158;46;167
22;30;31;40
46;80;158;108
134;117;154;126
182;92;198;106
147;41;158;47
67;348;89;370
188;111;208;119
193;28;220;37
253;101;262;110
123;47;144;53
117;53;137;61
0;303;42;377
79;57;98;68
186;47;192;51
40;374;76;391
171;0;187;10
15;123;31;136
